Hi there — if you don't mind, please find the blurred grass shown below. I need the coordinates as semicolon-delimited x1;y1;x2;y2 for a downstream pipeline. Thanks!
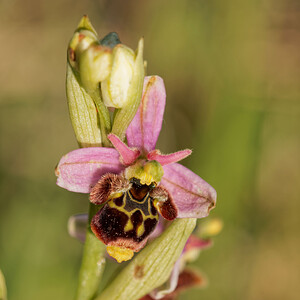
0;0;299;299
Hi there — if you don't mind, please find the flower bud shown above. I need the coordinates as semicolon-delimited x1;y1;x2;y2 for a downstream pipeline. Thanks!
66;16;110;147
68;16;98;70
101;44;136;108
79;44;112;94
110;38;145;140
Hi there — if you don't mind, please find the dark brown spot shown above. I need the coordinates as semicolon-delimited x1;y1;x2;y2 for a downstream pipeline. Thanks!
130;178;151;201
142;218;158;240
150;200;157;216
134;264;144;279
114;196;123;207
158;197;177;221
131;210;143;227
91;206;129;244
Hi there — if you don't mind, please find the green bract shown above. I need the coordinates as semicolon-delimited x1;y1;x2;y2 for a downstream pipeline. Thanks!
66;63;102;147
95;219;196;300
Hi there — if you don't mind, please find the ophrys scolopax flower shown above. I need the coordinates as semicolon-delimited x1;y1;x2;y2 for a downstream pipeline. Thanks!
56;76;216;263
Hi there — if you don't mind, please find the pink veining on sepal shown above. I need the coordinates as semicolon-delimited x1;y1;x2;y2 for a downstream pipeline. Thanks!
161;163;216;218
108;133;140;166
55;147;124;193
126;76;166;153
147;149;192;166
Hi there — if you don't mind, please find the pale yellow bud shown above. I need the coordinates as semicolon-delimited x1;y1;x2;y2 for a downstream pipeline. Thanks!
101;45;135;108
68;16;98;70
79;45;112;93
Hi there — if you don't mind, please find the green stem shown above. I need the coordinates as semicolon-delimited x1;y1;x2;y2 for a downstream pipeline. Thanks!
91;90;111;147
75;203;106;300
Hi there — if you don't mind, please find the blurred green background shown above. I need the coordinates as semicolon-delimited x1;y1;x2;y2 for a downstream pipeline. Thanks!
0;0;299;299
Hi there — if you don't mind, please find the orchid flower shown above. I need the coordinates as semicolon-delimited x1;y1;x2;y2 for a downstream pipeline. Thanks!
56;75;216;263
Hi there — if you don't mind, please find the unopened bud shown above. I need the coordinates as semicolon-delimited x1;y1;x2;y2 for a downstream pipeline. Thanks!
79;45;112;93
111;38;145;140
101;45;135;108
68;16;98;70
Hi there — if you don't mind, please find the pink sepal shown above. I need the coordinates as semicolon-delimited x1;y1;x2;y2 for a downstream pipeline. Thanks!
55;147;124;193
126;76;166;153
161;163;216;218
183;235;212;253
147;149;192;166
108;134;140;166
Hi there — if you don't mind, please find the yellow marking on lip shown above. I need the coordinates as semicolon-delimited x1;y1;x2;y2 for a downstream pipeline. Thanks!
106;246;134;263
108;192;124;200
153;199;159;210
107;195;159;238
136;223;145;237
124;219;134;232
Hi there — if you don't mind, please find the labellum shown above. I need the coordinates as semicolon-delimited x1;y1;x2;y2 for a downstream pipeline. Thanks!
90;171;178;263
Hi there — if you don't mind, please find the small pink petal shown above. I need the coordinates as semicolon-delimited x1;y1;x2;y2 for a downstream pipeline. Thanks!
147;149;192;166
161;163;216;218
56;147;124;193
108;133;140;166
126;76;166;153
183;235;212;253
